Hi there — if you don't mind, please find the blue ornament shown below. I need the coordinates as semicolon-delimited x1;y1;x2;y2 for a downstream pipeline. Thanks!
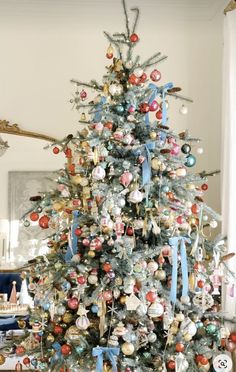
43;303;50;311
31;358;38;367
115;104;125;115
75;345;85;354
38;331;44;336
185;154;196;167
91;304;99;313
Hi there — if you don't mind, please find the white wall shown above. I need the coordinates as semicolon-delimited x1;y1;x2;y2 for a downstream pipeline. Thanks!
0;0;226;221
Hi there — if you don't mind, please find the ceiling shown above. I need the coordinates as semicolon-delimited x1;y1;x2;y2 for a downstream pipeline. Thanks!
0;0;229;21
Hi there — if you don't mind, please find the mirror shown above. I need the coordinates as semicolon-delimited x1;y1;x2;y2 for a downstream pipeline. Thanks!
0;122;64;269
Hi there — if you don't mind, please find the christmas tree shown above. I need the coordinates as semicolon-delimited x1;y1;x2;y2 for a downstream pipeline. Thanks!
3;1;236;371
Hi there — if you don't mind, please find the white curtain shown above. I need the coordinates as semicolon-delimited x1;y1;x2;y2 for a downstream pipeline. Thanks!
222;10;236;318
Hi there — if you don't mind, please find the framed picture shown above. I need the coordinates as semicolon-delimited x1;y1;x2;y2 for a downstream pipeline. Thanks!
7;171;57;268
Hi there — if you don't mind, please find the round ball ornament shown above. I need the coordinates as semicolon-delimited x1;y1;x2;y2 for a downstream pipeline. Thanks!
148;302;164;318
76;315;90;330
140;72;147;82
185;154;196;167
155;110;162;120
30;212;39;221
181;143;191;154
61;344;72;356
150;69;161;82
148;332;157;343
176;343;185;352
128;190;143;203
62;312;74;324
130;33;139;43
206;323;217;335
139;102;150;113
92;166;106;180
179;105;188;114
23;357;31;367
134;67;144;77
146;290;158;303
167;360;175;370
67;297;79;310
53;146;60;154
197;147;204;154
121;342;135;355
149;100;159;112
38;215;50;229
230;332;236;343
115;104;125;115
0;354;6;365
15;345;26;355
128;74;139;85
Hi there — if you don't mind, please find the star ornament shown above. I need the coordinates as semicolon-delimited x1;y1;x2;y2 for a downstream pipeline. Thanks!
77;304;89;316
126;293;141;311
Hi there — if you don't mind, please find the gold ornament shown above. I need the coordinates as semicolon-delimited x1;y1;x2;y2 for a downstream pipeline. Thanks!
183;333;192;342
119;295;127;304
52;202;63;211
186;183;195;190
151;158;161;170
0;354;6;365
71;175;82;185
88;250;96;258
65;326;81;344
150;131;157;140
155;269;166;280
46;334;55;343
188;272;196;292
121;342;135;355
17;319;26;329
62;312;74;324
80;112;87;122
103;362;112;372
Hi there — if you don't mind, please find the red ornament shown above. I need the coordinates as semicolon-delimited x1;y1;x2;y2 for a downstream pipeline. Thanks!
103;262;112;272
176;216;184;224
30;212;39;222
77;276;86;285
15;345;26;355
23;357;31;366
230;332;236;343
60;233;68;241
68;164;75;174
150;69;161;82
146;290;157;303
74;228;83;236
155;110;162;120
61;344;72;356
199;356;208;366
201;183;208;191
176;343;185;352
167;360;175;370
195;355;203;364
106;53;113;59
191;204;200;214
139;103;150;113
139;72;147;83
128;74;139;85
130;33;139;42
53;324;63;335
104;121;113;130
82;238;90;246
80;90;87;100
197;279;205;288
64;148;72;158
126;227;134;236
38;215;50;229
53;146;60;154
90;237;103;251
149;100;159;112
67;297;79;310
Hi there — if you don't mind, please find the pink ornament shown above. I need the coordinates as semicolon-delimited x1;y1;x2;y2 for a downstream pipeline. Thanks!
128;190;143;203
92;166;106;180
176;167;187;177
138;155;145;164
162;245;171;256
226;340;236;352
119;171;133;187
128;106;135;113
95;122;104;132
67;297;79;310
176;216;184;224
103;290;113;301
113;130;124;141
82;238;90;246
77;276;86;285
123;134;134;145
170;144;181;156
150;69;161;82
204;283;212;293
80;89;87;100
115;217;125;237
168;171;177;179
146;290;158;303
149;100;159;112
57;184;65;191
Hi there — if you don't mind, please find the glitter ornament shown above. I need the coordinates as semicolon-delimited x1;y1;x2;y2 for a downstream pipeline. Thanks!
150;69;161;82
139;102;150;113
67;297;79;310
61;344;72;356
0;354;6;365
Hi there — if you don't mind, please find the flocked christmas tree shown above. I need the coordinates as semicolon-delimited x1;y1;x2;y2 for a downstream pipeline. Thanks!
3;1;236;371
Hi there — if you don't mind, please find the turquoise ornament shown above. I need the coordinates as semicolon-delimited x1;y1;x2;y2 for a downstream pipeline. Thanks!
185;154;196;167
115;104;125;114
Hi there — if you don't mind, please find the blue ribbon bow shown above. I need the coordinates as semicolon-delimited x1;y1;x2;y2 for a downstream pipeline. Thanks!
92;347;120;372
65;210;80;262
169;236;191;304
93;96;106;122
145;82;173;127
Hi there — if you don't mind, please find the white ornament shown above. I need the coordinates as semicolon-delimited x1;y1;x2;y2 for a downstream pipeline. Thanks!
92;166;106;180
121;342;135;355
126;293;141;311
75;315;90;330
109;83;123;96
176;352;189;372
128;190;143;203
148;302;164;318
192;293;214;311
180;318;197;337
197;147;204;154
136;303;148;316
210;220;218;229
148;332;157;343
176;167;187;177
147;261;158;273
179;105;188;115
88;274;98;284
134;67;144;77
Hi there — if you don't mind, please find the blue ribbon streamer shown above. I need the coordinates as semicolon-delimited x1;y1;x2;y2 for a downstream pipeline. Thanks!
92;347;120;372
142;142;156;187
65;210;80;262
93;96;106;122
169;236;191;304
